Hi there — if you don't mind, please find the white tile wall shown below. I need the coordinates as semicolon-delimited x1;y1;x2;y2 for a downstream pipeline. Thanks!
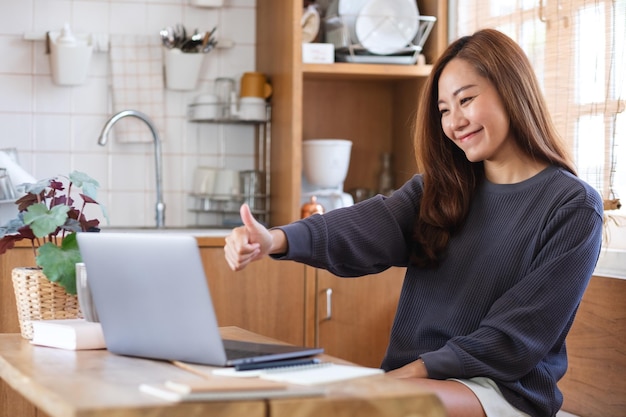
0;0;259;228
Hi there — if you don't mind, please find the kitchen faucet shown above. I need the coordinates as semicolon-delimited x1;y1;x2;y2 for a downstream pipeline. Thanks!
97;110;165;228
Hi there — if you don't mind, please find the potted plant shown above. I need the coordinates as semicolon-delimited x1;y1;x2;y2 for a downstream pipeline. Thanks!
0;171;107;339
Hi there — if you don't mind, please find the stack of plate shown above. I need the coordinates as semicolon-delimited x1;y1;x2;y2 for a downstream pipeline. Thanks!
338;0;420;55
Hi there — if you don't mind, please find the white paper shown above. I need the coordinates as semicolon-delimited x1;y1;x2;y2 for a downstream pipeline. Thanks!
259;363;384;385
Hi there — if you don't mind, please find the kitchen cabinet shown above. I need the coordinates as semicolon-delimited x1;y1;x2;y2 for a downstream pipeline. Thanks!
558;275;626;417
201;245;405;368
256;0;449;227
0;244;50;417
309;267;406;368
198;245;308;346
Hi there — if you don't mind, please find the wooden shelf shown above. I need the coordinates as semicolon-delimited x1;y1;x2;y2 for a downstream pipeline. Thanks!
302;63;433;80
257;0;448;227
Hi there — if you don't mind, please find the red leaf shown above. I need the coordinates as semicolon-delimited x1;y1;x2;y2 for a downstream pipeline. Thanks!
83;219;100;230
80;193;98;204
16;193;40;212
49;179;65;191
0;235;24;255
17;226;36;240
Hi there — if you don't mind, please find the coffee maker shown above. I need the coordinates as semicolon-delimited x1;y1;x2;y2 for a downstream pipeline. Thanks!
301;139;354;212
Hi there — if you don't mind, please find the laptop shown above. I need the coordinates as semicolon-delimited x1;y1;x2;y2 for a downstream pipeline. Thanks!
76;232;323;366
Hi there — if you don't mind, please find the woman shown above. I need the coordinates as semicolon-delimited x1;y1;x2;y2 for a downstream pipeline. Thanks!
224;29;603;417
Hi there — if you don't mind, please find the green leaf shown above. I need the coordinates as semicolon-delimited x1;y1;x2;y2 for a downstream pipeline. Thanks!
36;233;81;295
69;171;100;201
21;178;52;195
0;217;26;237
69;170;109;224
23;203;70;238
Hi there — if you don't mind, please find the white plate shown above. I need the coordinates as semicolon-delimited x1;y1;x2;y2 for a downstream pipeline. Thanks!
338;0;369;44
355;0;419;55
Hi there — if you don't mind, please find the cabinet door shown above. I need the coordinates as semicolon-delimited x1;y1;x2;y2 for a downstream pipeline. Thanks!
0;246;51;417
199;247;307;346
0;246;36;334
315;267;405;368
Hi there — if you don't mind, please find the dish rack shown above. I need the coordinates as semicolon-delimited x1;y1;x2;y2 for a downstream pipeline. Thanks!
187;107;271;228
324;15;436;65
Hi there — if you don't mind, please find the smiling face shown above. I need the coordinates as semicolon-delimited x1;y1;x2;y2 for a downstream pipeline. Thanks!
437;58;518;166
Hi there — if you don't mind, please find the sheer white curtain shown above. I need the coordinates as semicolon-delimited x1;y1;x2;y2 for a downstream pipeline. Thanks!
450;0;626;244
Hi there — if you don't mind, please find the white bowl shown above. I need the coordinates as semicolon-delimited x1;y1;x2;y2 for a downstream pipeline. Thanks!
355;0;419;55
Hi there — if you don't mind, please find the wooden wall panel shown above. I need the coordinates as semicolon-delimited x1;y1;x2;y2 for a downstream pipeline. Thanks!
559;276;626;417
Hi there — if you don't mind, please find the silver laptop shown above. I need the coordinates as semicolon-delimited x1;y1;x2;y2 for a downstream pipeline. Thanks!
76;232;323;366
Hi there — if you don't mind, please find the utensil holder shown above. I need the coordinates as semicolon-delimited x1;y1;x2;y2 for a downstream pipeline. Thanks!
48;31;93;86
163;49;205;91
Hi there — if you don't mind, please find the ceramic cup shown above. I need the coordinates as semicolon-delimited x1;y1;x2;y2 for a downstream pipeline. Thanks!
212;169;240;201
189;93;219;120
193;166;217;195
238;97;266;121
240;72;272;98
75;262;99;322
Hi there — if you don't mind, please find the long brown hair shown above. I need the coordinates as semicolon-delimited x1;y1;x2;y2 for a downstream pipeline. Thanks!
412;28;575;268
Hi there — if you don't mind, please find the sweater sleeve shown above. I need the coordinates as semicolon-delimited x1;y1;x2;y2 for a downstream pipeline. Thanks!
421;191;604;382
273;176;424;276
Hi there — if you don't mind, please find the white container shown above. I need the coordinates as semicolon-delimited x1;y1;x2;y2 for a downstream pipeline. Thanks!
163;48;205;91
48;23;93;86
188;93;220;120
302;139;352;189
193;166;218;195
212;169;240;201
238;97;266;121
302;43;334;64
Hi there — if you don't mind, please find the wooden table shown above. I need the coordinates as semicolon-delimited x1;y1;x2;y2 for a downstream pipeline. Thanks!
0;327;445;417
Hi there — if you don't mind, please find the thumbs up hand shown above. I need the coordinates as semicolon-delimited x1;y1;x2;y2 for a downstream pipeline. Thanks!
224;204;276;271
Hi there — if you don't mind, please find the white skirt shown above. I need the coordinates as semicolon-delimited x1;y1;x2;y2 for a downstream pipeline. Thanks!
450;377;532;417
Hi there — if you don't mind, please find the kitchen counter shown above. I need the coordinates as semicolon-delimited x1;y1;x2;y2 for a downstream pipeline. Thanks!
99;227;232;247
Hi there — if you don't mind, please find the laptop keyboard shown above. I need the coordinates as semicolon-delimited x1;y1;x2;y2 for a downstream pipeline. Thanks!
225;347;258;360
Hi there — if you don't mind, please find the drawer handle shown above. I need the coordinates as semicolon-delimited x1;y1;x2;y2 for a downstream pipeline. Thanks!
323;288;333;321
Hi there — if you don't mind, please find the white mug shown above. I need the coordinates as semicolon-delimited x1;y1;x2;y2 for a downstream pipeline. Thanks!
239;97;266;121
193;166;217;195
189;93;219;120
75;262;99;322
212;169;240;200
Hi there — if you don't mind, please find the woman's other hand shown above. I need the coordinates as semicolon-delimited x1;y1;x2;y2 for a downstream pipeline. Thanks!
386;358;429;379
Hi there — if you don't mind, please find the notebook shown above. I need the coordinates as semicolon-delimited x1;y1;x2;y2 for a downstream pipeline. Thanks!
76;232;323;366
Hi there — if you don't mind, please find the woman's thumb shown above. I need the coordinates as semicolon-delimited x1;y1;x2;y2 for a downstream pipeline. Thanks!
240;204;260;231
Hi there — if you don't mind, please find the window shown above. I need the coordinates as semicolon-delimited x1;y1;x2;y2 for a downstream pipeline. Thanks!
454;0;625;219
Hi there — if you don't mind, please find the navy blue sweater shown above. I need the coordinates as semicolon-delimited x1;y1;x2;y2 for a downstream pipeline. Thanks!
276;166;603;416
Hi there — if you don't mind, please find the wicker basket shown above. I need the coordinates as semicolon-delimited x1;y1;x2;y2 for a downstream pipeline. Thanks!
12;267;83;340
